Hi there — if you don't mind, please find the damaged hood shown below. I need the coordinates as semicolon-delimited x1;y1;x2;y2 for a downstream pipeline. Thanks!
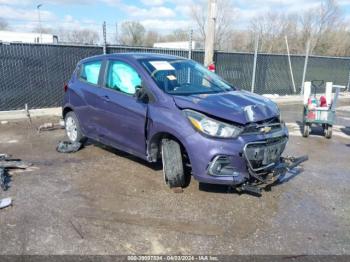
173;90;280;125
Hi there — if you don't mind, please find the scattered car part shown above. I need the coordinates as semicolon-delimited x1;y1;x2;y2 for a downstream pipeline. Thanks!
56;141;82;153
0;197;12;209
0;154;9;160
38;122;64;133
0;167;7;191
0;158;32;169
0;154;32;191
237;155;308;196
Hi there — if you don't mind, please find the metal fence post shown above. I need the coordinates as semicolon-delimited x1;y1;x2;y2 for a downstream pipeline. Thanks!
251;36;259;93
301;39;310;94
285;36;296;93
188;29;193;60
347;69;350;92
103;21;107;55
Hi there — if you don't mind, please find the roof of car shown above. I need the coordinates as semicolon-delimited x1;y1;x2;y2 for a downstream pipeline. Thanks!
80;52;185;63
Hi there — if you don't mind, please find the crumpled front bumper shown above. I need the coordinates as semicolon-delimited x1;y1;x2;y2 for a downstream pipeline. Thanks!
205;136;308;195
183;126;307;195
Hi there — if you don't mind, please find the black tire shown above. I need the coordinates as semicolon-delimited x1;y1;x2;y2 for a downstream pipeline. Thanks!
325;125;332;139
302;124;310;137
161;139;186;188
64;111;86;143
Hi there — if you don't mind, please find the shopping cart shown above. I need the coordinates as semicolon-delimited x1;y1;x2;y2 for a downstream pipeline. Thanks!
302;80;345;139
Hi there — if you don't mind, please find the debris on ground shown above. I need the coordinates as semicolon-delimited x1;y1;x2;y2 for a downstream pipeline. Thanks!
0;158;32;169
0;197;12;209
38;122;64;133
24;103;32;125
0;154;32;191
0;167;6;190
1;121;9;125
56;141;82;153
172;187;184;193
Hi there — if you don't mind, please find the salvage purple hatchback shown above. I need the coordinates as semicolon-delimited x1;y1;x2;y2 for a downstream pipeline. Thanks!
63;53;307;195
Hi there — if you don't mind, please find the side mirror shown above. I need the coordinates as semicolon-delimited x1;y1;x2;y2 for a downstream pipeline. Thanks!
134;84;149;103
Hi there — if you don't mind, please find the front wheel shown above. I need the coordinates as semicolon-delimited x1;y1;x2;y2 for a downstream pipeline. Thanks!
64;111;86;143
302;124;310;137
325;125;332;139
161;139;187;188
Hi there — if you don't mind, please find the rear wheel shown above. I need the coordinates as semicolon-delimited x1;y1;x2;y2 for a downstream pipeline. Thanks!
161;139;187;188
64;111;85;143
302;124;310;137
325;125;332;139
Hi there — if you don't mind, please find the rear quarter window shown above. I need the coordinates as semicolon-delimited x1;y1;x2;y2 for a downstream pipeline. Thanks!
79;60;102;85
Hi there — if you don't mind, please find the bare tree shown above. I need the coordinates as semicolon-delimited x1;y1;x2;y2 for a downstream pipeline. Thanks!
250;12;299;53
120;21;145;46
191;0;235;50
57;28;99;44
299;0;341;54
247;0;346;55
144;30;160;47
161;29;189;42
0;18;9;30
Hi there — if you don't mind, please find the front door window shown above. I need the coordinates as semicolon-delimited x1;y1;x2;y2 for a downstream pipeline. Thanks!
106;61;141;95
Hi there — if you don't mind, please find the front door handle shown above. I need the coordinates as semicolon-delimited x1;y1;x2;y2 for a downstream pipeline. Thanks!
101;95;110;101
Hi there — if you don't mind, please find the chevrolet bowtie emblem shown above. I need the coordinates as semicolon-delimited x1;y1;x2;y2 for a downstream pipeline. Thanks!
260;126;272;133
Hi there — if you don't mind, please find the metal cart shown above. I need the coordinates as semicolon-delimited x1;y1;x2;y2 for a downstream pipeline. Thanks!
302;80;345;139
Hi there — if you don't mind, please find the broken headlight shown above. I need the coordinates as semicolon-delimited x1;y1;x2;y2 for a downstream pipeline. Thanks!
183;109;243;138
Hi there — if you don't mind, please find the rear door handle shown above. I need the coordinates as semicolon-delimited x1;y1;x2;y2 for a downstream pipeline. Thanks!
101;95;110;101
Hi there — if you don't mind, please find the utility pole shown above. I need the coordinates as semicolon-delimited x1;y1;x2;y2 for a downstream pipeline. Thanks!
37;4;43;43
204;0;217;67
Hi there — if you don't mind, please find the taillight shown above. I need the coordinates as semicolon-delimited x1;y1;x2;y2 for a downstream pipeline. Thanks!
64;83;68;92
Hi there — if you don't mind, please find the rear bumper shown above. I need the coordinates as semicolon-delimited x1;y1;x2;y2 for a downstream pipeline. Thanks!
182;126;293;186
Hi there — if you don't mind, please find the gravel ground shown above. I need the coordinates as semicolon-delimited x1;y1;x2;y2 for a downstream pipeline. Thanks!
0;102;349;255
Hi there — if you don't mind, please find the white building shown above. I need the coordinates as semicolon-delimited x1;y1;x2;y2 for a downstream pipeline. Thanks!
153;41;202;50
0;31;58;44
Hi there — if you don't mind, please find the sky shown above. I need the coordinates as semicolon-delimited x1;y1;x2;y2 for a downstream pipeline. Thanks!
0;0;350;37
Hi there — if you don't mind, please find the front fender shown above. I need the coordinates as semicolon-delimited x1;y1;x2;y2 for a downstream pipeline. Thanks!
146;103;196;161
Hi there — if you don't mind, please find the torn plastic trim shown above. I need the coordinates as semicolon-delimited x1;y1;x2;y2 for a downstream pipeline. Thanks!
238;155;309;196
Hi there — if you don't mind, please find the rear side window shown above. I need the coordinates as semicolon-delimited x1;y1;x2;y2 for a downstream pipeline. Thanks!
106;61;141;95
79;61;102;85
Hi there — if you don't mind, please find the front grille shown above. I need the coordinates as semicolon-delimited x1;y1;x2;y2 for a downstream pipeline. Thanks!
243;137;288;172
242;117;282;135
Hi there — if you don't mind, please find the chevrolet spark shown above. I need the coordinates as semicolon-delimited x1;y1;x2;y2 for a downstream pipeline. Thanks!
63;53;306;195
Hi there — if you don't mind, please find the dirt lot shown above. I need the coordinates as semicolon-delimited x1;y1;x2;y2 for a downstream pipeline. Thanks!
0;103;350;255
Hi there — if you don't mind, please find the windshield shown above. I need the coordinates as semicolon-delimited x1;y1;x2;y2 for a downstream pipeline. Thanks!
140;59;235;96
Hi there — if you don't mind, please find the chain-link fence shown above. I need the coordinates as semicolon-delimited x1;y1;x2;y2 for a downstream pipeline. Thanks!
0;42;349;111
